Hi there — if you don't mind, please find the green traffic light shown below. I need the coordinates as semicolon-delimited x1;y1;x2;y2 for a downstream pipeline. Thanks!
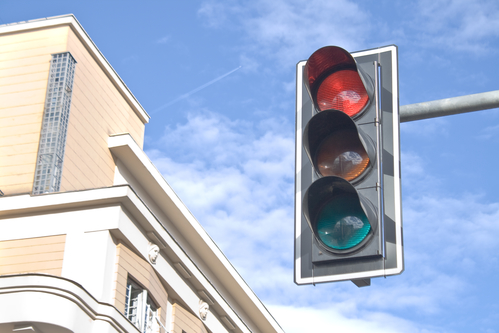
316;194;371;250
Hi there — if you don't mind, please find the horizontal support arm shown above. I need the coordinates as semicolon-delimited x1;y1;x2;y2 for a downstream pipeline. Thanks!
400;90;499;122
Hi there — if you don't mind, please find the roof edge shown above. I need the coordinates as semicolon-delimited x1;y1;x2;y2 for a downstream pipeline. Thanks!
0;14;150;124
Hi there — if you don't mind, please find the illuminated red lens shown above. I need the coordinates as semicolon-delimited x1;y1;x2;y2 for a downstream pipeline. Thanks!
316;70;369;117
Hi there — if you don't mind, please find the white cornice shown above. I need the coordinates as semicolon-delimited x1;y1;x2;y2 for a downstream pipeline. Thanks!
108;134;284;333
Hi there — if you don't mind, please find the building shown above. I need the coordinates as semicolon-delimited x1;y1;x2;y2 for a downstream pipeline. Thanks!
0;15;284;333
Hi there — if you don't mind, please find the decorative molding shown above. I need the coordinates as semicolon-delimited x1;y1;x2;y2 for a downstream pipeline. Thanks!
199;300;209;321
148;242;160;264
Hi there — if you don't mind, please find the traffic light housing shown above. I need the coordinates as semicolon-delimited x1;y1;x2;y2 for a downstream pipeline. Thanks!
294;45;403;286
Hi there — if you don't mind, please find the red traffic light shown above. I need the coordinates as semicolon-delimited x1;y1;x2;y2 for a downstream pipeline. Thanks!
304;46;371;117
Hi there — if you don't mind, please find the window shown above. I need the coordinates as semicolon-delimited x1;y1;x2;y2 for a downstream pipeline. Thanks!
125;278;159;333
33;52;77;195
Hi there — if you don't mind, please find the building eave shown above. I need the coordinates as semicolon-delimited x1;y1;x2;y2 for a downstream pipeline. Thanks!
108;134;284;333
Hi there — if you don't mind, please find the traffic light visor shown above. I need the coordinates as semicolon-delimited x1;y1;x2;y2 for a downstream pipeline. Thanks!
317;194;371;250
303;177;376;253
316;129;370;181
304;110;374;183
305;46;370;117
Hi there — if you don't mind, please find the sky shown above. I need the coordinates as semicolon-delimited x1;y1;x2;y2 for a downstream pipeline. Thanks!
2;0;499;332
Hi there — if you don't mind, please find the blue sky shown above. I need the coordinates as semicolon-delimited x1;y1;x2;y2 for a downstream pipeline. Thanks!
3;1;499;332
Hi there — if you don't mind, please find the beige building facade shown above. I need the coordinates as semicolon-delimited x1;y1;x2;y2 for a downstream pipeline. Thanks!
0;15;284;333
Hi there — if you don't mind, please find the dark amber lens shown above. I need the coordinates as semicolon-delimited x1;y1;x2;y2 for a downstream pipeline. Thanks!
316;70;369;117
316;129;369;181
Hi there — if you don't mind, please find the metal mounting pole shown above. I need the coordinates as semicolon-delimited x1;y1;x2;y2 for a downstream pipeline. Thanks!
400;90;499;122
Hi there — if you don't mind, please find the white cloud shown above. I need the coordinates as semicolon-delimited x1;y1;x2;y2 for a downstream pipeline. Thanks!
156;36;170;44
148;1;499;330
268;304;441;333
401;146;499;265
198;0;372;65
147;110;499;331
412;0;499;53
478;122;499;140
121;54;139;64
239;53;259;74
198;0;499;69
400;116;449;138
400;151;446;194
147;111;295;273
197;1;232;28
404;194;499;261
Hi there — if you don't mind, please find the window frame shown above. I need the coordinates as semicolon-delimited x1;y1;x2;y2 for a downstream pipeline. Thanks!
124;277;159;333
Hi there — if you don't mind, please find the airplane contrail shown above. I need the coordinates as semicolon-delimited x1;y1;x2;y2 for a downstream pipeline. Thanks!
151;66;242;114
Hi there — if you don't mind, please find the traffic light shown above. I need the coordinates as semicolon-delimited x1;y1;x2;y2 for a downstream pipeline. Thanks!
294;45;403;286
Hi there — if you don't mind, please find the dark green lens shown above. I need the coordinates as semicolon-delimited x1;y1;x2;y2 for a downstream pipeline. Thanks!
316;195;370;250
